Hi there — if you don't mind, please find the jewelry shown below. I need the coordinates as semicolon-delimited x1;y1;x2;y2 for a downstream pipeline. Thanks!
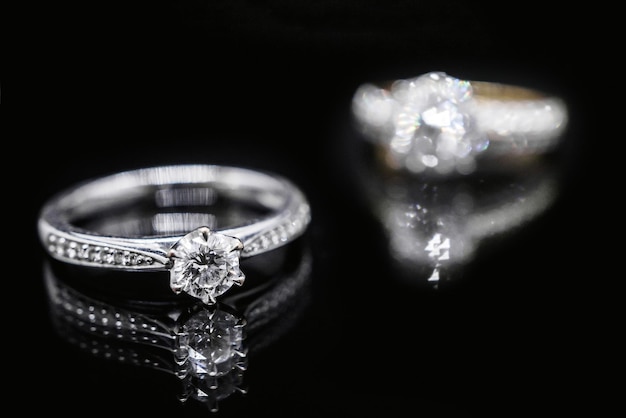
38;165;311;304
351;71;568;175
44;242;312;413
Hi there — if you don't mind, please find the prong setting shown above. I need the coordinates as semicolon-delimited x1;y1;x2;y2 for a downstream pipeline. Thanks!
168;227;245;304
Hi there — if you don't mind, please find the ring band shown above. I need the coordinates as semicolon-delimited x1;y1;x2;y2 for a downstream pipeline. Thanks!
351;71;568;175
38;164;311;304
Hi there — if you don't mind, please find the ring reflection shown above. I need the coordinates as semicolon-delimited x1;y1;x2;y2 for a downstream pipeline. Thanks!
43;240;312;413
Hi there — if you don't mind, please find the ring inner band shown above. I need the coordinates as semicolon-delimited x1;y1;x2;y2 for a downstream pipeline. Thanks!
379;79;547;101
71;184;274;237
45;165;291;238
471;81;545;101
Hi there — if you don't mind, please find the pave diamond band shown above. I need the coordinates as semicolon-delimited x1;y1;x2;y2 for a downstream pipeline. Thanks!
351;71;568;175
38;164;311;304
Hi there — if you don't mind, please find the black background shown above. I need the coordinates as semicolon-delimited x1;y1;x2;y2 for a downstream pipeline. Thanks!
9;1;610;416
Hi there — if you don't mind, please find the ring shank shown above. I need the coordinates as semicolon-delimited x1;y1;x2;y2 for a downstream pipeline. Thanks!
39;165;311;270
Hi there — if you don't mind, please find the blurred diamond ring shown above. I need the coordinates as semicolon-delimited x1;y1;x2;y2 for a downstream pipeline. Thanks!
351;71;568;175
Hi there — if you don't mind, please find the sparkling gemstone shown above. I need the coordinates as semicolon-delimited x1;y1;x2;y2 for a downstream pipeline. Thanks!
390;71;489;174
169;227;245;304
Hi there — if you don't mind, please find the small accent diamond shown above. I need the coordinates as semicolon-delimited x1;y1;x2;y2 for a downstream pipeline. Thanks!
168;227;245;304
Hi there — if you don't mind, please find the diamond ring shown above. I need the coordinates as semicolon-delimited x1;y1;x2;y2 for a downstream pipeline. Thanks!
38;165;311;305
351;71;568;175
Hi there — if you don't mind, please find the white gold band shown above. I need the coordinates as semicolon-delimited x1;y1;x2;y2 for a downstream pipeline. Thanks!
39;164;310;269
38;164;311;304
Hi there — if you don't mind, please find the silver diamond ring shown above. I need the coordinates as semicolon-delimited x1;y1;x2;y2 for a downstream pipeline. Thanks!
38;164;311;305
351;71;568;175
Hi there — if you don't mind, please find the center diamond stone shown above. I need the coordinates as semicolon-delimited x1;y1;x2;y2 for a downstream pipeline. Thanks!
389;71;489;175
169;227;245;304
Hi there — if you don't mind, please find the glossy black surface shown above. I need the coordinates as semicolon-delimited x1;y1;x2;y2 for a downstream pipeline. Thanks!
14;2;604;416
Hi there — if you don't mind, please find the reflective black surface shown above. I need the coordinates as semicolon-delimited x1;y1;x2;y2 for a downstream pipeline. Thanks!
15;2;604;416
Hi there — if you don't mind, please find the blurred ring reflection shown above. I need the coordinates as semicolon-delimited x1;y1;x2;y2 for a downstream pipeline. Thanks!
347;131;561;287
